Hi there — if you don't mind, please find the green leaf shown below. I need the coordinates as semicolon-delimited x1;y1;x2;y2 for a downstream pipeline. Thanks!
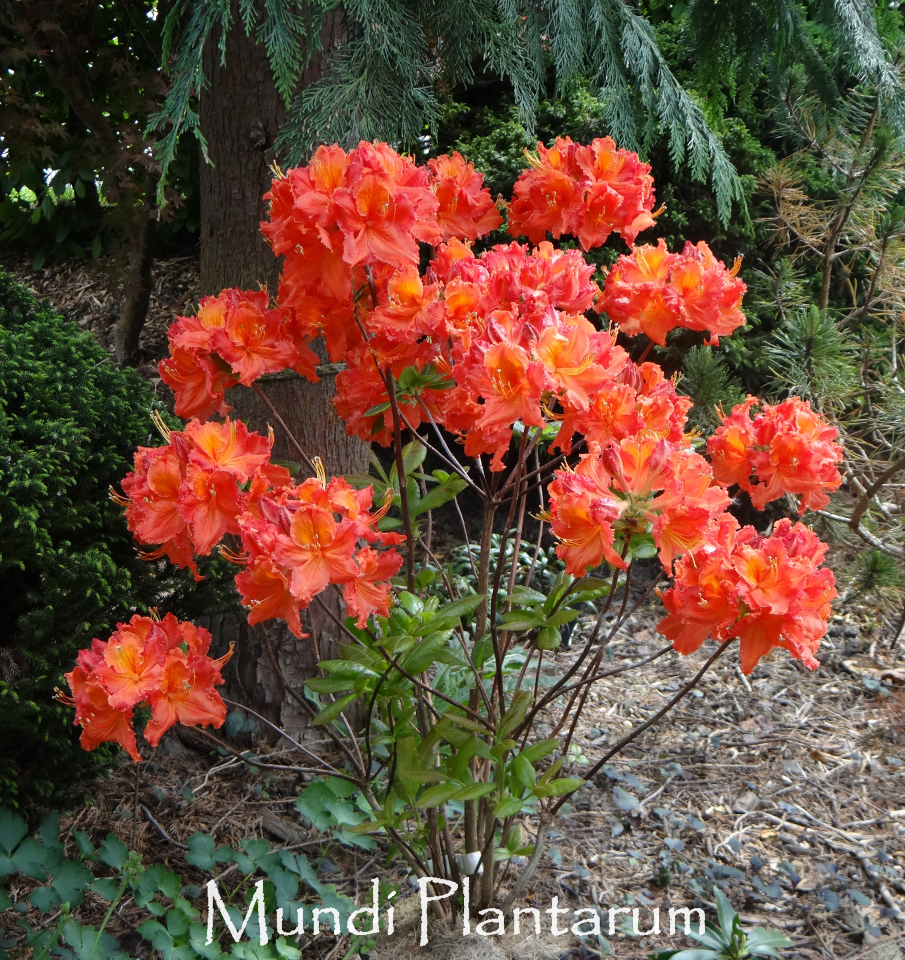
451;782;497;802
185;832;216;870
510;755;536;791
544;609;578;628
520;739;558;763
714;888;736;941
401;440;427;478
91;236;102;258
304;677;355;694
96;834;128;870
498;691;531;739
13;838;53;879
654;952;721;960
364;401;391;417
30;886;61;911
396;737;445;784
51;859;92;906
501;611;544;632
505;586;547;604
413;476;468;515
493;796;524;819
400;633;450;674
537;626;561;650
436;593;484;619
312;694;357;726
0;809;27;855
746;927;794;957
343;819;389;834
534;777;584;797
612;786;640;811
415;784;458;809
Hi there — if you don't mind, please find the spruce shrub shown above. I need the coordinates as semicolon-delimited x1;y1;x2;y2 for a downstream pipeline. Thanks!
0;271;226;810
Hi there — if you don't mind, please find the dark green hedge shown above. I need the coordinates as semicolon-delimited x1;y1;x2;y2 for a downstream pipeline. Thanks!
0;271;226;810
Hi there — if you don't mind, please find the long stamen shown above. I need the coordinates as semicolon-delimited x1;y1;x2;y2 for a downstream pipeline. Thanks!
151;409;171;442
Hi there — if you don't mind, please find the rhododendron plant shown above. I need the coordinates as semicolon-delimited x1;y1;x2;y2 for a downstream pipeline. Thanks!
64;138;844;914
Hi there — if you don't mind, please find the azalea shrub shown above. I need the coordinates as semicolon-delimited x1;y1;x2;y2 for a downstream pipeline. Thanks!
62;138;843;911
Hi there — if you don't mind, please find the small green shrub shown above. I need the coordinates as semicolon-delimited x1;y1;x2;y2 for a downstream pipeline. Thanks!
0;272;226;810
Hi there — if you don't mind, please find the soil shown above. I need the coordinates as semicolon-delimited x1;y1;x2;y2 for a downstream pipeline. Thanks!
2;253;904;960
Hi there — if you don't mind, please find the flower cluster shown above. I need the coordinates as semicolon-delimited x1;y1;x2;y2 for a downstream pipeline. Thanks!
159;288;320;420
547;438;730;576
507;136;656;249
59;615;231;761
708;397;844;513
600;239;746;346
234;471;402;636
115;417;403;635
115;417;283;578
657;518;837;673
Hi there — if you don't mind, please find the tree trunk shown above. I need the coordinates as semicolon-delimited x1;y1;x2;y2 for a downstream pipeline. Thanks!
198;4;368;737
113;210;155;365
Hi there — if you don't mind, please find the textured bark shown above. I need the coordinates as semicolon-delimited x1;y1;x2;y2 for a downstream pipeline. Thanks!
198;5;368;735
113;212;155;364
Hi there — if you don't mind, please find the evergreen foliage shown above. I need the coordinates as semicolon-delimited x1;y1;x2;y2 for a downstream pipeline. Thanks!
679;346;746;433
0;273;228;810
152;0;754;222
764;306;859;404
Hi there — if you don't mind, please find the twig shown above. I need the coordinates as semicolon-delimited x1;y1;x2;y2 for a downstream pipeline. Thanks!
141;805;188;850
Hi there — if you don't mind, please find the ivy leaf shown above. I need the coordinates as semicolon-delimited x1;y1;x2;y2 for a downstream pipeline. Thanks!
0;809;27;855
612;786;640;811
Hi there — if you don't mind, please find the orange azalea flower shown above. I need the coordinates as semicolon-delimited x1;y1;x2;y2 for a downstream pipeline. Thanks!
658;517;835;673
707;397;757;489
573;137;656;246
143;651;229;747
124;447;189;547
167;292;232;352
552;381;640;454
235;556;304;638
272;505;360;603
337;173;422;266
508;137;655;250
603;239;747;346
343;547;404;626
61;667;141;762
666;241;746;345
600;239;680;345
550;492;626;575
470;341;546;435
212;296;299;385
534;314;613;411
707;397;843;513
427;151;502;241
367;265;444;343
63;614;230;761
184;418;272;483
93;619;166;710
177;464;244;556
158;347;235;421
507;139;581;244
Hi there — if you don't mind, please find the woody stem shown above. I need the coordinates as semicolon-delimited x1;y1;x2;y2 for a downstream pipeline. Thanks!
386;375;417;592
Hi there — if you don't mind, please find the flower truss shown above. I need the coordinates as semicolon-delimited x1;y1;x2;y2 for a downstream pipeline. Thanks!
65;137;844;759
58;614;231;761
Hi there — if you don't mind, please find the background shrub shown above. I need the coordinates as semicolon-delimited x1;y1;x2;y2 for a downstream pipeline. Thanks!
0;272;228;811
